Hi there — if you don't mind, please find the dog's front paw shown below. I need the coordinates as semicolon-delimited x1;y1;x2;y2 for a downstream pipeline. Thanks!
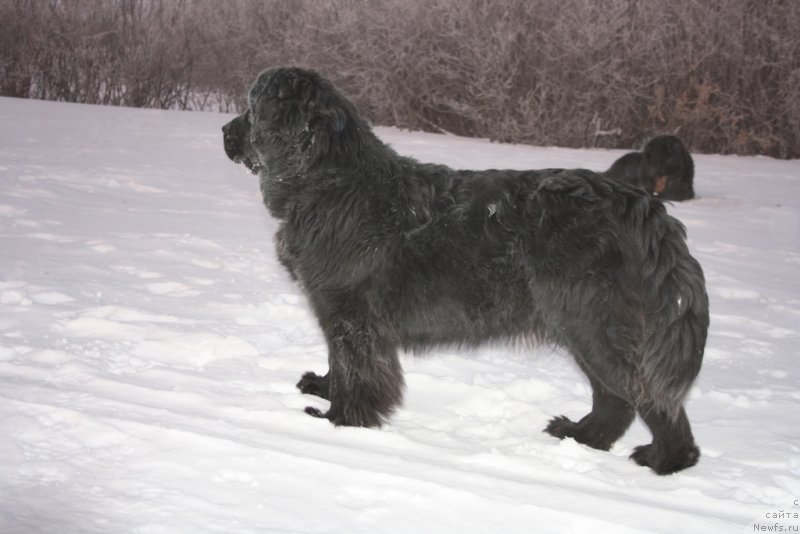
304;406;329;419
296;371;330;399
302;403;385;428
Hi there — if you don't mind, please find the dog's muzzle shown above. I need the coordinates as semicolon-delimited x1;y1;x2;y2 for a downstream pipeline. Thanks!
222;114;262;174
222;118;244;162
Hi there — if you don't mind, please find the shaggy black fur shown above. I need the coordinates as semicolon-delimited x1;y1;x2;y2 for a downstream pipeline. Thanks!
222;67;709;475
604;135;696;201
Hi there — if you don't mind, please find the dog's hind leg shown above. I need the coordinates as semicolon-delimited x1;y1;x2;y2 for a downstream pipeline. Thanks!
545;371;635;451
630;405;699;475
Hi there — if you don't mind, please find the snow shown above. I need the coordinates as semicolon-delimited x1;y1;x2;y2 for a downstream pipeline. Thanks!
1;96;799;533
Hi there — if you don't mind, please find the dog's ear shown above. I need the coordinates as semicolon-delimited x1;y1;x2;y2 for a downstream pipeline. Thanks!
307;108;347;136
681;143;694;180
301;107;348;165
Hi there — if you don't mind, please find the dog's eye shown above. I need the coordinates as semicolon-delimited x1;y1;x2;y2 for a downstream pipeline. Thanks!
278;76;303;100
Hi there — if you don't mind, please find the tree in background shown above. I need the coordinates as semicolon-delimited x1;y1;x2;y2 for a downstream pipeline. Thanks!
1;0;798;158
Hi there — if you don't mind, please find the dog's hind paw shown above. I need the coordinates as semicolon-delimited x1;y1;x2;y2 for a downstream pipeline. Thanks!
544;415;577;439
630;444;653;466
630;443;700;475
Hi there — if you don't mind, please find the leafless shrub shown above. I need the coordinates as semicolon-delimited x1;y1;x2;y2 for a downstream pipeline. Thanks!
1;0;798;157
0;0;197;108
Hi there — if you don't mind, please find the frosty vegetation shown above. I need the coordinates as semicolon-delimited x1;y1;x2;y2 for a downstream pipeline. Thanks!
1;0;798;158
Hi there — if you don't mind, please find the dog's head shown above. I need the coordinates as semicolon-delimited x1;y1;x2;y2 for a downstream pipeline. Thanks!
222;68;369;218
222;67;361;177
638;135;695;200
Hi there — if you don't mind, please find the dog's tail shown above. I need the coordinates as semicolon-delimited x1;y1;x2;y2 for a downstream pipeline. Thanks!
632;197;709;419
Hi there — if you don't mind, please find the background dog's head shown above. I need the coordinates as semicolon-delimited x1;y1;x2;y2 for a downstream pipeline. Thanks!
638;135;695;200
222;67;364;176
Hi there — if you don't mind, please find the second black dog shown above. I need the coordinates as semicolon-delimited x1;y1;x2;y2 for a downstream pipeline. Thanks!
604;135;695;201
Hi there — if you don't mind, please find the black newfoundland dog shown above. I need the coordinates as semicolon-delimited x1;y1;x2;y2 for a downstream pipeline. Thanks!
604;135;696;201
222;68;709;475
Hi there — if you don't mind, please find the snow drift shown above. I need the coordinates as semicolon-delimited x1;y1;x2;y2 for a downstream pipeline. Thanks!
1;97;799;533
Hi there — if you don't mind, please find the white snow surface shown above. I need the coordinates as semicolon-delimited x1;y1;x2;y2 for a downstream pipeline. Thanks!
1;97;799;533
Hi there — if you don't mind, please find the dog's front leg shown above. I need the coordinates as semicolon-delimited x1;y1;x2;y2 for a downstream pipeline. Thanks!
302;313;404;428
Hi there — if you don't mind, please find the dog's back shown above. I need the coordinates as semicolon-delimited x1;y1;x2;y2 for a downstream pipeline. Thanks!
603;151;641;186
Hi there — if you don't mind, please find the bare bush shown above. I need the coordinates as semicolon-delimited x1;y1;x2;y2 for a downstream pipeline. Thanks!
0;0;196;109
1;0;798;157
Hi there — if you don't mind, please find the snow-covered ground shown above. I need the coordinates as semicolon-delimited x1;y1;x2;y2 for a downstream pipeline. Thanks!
1;96;799;533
